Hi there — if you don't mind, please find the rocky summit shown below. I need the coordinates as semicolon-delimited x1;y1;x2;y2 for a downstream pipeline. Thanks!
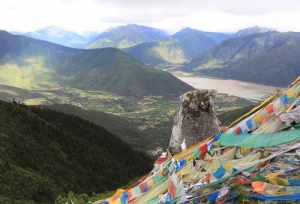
169;89;220;153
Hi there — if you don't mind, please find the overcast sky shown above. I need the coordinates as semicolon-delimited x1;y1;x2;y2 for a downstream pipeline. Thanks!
1;0;300;33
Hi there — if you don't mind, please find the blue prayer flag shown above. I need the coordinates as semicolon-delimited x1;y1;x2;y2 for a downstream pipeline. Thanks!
213;133;222;142
246;119;253;129
120;192;128;204
208;191;219;202
280;95;289;105
213;165;226;179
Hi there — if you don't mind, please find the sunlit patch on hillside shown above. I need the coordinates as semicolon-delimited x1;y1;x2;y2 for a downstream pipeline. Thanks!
195;59;225;70
153;41;187;64
88;38;113;48
88;38;136;49
23;98;49;105
0;57;59;90
117;39;136;48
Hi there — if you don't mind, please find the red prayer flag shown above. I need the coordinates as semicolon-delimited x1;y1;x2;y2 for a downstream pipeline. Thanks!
199;143;208;159
266;104;274;114
168;180;177;198
139;182;148;193
261;117;268;124
155;157;168;165
236;177;251;185
234;127;241;135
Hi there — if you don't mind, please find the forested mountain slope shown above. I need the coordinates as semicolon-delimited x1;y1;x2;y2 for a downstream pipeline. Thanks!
0;100;152;204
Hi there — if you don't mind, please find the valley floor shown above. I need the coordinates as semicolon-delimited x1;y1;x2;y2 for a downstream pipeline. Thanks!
171;71;280;101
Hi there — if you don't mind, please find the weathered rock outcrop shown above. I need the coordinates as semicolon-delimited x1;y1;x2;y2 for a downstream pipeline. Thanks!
169;89;220;153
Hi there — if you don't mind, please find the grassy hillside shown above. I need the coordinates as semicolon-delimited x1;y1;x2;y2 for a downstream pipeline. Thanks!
172;28;218;59
125;40;188;65
0;30;192;97
0;100;152;204
87;24;168;49
189;32;300;86
124;28;229;66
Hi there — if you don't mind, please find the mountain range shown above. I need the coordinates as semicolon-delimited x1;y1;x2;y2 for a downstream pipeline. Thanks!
17;25;231;65
86;24;169;49
18;25;293;82
124;27;231;65
235;26;275;37
188;31;300;86
18;26;98;48
0;30;192;97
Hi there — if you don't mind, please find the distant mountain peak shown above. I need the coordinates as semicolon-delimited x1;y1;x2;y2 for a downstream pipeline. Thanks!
174;27;205;36
87;24;169;49
125;27;231;66
178;27;199;32
33;26;73;38
173;28;206;39
173;28;231;41
0;30;11;35
103;24;166;33
236;26;275;37
18;26;95;48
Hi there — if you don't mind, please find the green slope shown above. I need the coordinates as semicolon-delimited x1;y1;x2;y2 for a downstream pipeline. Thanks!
124;40;188;65
87;24;168;49
0;100;152;204
172;28;219;59
189;32;300;86
124;28;229;66
0;30;192;97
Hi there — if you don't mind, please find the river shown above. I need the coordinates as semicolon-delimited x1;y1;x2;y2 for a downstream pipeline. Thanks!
172;72;280;101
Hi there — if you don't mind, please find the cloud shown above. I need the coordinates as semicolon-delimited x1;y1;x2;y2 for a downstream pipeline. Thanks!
0;0;300;33
96;0;300;15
